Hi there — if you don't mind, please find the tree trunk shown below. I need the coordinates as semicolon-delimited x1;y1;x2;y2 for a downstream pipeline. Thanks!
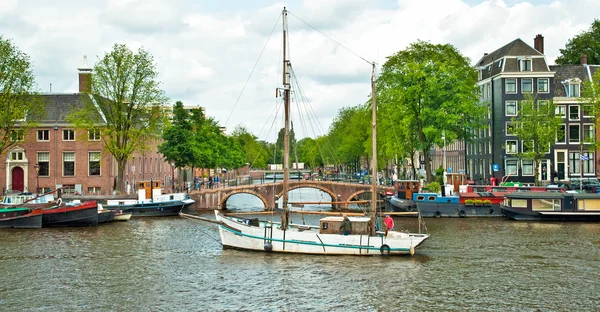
116;158;127;195
423;148;432;182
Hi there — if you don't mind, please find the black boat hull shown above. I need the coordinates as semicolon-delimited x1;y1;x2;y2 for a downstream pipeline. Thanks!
0;214;42;229
385;197;503;217
106;201;193;217
501;206;600;221
98;210;116;223
42;207;98;227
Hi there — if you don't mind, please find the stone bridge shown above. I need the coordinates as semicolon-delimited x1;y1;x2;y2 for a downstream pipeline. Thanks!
189;180;394;210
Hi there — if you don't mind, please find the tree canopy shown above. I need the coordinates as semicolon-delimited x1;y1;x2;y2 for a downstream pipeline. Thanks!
556;19;600;65
68;43;169;193
0;36;42;156
510;96;562;185
376;40;485;181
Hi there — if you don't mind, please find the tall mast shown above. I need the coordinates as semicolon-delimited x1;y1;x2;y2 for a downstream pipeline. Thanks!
281;7;291;229
370;62;377;236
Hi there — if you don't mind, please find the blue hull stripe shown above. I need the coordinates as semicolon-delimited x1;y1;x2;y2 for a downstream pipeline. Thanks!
220;224;410;252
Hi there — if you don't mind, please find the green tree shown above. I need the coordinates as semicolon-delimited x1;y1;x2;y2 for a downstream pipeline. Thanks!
232;125;269;169
510;96;562;186
556;19;600;65
296;137;323;170
376;40;485;182
0;36;42;156
158;101;196;169
327;105;370;172
69;44;168;193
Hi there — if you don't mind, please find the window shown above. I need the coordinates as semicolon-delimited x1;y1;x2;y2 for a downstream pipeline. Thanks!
584;124;595;143
88;129;101;141
37;130;49;141
555;105;566;118
506;140;518;154
505;159;518;175
569;152;580;174
520;58;532;71
63;129;75;141
506;101;518;116
557;124;566;144
506;79;517;93
62;184;76;194
89;152;101;176
11;130;24;141
87;187;101;194
569;124;580;143
583;105;593;117
63;152;75;176
37;152;50;176
583;152;595;174
537;78;549;93
498;59;503;68
522;160;534;176
506;122;517;136
567;83;580;97
10;151;23;161
532;199;560;211
569;105;580;120
522;78;533;93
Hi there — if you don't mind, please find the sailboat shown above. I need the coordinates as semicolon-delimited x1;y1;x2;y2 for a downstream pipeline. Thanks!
212;8;429;255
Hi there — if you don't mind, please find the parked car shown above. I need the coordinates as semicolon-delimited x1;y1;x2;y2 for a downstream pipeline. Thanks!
570;178;600;193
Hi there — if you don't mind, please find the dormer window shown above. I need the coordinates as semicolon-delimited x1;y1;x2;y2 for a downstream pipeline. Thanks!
563;78;581;97
519;57;532;71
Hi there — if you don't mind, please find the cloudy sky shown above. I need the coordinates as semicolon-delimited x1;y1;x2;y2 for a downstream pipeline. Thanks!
1;0;598;142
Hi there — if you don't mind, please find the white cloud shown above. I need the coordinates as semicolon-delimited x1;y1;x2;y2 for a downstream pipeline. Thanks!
0;0;598;142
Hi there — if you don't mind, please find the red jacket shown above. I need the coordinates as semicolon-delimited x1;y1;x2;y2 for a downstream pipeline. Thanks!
384;216;394;230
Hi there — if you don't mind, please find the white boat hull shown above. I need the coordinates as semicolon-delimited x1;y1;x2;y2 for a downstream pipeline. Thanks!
215;211;429;255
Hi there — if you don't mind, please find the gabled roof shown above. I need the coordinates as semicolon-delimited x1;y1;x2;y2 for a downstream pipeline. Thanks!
476;38;543;66
550;64;599;97
32;93;106;125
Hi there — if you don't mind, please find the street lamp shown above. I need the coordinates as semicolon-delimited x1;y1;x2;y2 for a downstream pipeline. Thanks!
34;163;40;194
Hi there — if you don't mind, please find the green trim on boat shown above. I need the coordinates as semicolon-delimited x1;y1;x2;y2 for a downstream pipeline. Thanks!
0;207;30;213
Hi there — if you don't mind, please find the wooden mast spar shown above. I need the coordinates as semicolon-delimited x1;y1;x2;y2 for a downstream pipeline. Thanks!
369;62;377;236
281;7;291;230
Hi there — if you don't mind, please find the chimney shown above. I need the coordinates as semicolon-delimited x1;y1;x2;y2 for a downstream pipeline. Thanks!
534;34;544;54
77;55;92;93
580;53;588;65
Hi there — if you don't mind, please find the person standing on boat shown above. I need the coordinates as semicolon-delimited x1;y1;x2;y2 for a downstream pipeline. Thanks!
384;214;394;236
339;214;351;235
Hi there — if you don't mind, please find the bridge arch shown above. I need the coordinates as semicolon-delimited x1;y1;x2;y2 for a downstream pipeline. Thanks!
219;189;269;210
276;183;337;207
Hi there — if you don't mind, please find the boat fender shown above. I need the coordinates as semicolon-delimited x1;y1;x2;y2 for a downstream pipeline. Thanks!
410;245;415;256
434;211;441;218
458;210;466;218
380;244;391;255
489;208;494;215
264;242;273;252
56;198;62;206
406;206;413;212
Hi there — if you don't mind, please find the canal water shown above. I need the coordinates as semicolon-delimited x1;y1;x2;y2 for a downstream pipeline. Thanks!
2;189;600;311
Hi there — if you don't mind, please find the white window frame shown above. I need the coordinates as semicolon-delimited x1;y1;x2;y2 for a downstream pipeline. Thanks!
537;78;549;93
506;101;518;116
555;105;566;118
521;78;533;93
88;129;101;141
88;152;101;176
569;124;580;144
11;130;24;142
506;122;517;136
37;152;50;177
567;83;581;98
505;79;517;94
37;130;50;141
569;105;580;120
63;152;75;177
557;124;566;144
63;129;75;141
522;160;534;176
520;58;532;71
583;124;595;143
505;159;518;175
506;140;518;154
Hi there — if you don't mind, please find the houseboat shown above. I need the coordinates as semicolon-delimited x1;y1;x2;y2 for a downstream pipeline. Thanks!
501;191;600;221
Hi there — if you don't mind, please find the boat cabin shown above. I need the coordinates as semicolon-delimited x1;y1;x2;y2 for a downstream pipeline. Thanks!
446;173;467;193
137;181;162;199
412;193;459;204
501;191;600;221
319;216;370;235
394;180;421;200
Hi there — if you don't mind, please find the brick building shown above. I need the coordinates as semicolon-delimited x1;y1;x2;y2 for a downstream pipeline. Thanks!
1;58;175;195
